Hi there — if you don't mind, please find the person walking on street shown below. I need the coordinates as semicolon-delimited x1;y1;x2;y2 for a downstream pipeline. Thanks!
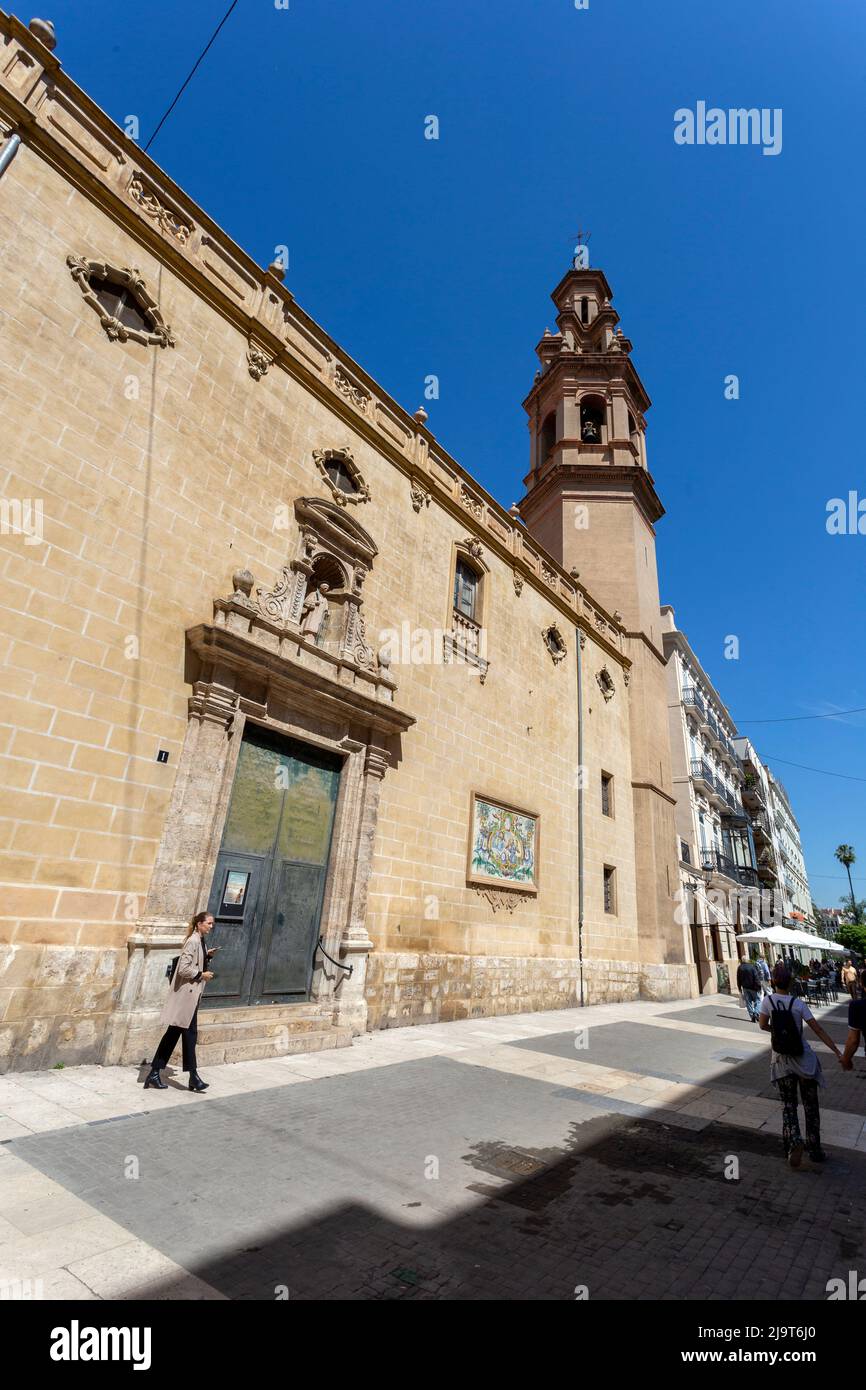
756;956;771;995
758;962;845;1168
841;960;858;999
737;956;762;1021
144;911;217;1093
841;968;866;1070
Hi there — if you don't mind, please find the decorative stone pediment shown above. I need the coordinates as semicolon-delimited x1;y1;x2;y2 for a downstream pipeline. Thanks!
293;496;378;569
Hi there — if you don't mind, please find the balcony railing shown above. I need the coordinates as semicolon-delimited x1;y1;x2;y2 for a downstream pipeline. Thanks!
682;688;705;717
742;778;766;809
451;609;482;658
701;849;759;888
752;811;772;840
690;758;713;789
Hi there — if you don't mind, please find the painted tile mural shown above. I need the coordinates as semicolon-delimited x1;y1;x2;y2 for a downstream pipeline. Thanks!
468;794;539;893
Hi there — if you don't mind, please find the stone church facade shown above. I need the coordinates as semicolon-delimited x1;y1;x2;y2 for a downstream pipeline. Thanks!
0;13;689;1072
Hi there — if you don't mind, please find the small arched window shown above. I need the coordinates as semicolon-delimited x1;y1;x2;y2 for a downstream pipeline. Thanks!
580;397;605;444
539;412;557;467
454;558;479;622
580;296;589;325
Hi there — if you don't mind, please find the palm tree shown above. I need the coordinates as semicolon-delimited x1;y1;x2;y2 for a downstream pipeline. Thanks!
835;844;860;924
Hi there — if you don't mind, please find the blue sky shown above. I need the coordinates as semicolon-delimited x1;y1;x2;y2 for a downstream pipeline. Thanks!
44;0;865;906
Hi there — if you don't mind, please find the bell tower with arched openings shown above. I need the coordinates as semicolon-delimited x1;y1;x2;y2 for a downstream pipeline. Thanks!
518;242;686;997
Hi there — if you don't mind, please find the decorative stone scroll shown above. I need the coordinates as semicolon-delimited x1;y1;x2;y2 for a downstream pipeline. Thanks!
410;478;431;512
473;886;522;914
459;485;484;519
334;364;370;411
247;341;274;381
128;173;194;245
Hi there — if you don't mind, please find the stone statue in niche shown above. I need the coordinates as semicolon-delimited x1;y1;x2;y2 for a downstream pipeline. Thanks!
300;583;330;640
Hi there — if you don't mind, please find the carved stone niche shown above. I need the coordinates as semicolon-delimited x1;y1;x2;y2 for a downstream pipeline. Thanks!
255;497;385;676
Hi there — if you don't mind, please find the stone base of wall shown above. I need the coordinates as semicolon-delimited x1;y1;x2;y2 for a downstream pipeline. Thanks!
364;951;689;1030
637;961;696;1003
0;945;126;1074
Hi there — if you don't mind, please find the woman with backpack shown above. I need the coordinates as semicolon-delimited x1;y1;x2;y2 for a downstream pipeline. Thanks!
143;911;217;1093
758;961;845;1168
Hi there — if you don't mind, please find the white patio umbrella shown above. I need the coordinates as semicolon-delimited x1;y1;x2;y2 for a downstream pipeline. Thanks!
735;925;844;953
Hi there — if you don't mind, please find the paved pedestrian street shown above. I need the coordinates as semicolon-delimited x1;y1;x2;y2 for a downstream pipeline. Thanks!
1;995;864;1301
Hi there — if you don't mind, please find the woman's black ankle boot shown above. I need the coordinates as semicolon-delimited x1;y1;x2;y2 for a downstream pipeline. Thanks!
144;1067;167;1090
188;1073;208;1092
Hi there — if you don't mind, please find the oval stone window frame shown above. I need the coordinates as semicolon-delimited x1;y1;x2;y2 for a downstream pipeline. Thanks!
542;623;567;665
67;255;175;348
312;446;371;507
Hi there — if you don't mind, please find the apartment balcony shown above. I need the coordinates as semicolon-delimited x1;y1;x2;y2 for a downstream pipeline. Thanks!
757;856;780;885
701;849;759;888
682;688;706;721
742;779;766;811
690;758;714;793
752;811;773;843
721;793;748;821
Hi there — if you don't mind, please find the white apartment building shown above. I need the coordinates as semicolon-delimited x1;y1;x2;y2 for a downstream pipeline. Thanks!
662;609;759;996
767;773;814;928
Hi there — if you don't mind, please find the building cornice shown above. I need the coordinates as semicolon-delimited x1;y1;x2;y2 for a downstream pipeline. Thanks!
661;627;739;740
520;462;665;531
0;9;631;672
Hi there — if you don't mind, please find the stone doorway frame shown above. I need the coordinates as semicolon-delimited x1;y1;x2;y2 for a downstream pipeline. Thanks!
104;548;414;1065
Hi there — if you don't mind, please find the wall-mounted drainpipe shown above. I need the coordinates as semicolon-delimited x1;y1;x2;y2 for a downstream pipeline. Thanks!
576;627;585;1008
0;133;21;181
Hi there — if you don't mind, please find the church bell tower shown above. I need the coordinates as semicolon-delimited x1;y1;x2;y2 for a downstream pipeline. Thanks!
518;242;686;997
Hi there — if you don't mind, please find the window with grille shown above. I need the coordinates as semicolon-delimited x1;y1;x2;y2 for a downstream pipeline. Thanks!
601;772;613;817
603;865;617;914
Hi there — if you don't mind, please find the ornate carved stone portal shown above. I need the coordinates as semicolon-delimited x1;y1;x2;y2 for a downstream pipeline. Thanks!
105;500;414;1064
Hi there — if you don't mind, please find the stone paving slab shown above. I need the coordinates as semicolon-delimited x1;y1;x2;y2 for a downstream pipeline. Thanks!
1;996;864;1300
5;1050;866;1301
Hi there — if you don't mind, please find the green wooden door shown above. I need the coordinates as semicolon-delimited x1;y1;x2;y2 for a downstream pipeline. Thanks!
205;727;341;1007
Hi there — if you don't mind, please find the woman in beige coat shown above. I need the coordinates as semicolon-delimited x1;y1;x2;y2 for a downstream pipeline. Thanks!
144;912;216;1092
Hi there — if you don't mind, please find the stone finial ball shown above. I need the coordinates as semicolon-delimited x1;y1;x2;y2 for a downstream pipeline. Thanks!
29;18;57;50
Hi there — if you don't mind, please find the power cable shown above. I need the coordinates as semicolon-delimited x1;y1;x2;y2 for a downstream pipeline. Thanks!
144;0;241;153
737;705;866;725
762;754;866;784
